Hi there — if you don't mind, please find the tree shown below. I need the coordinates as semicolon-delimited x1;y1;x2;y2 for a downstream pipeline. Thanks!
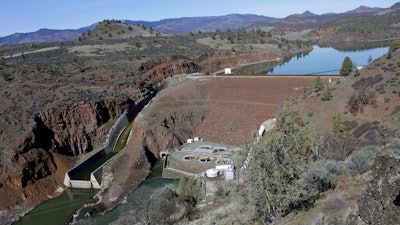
340;56;353;76
0;57;5;68
313;75;324;92
235;108;320;223
389;39;400;52
321;84;332;101
176;176;203;202
332;113;344;135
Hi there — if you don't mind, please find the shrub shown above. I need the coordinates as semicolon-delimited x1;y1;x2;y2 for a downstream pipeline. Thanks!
147;188;196;225
343;120;358;131
375;84;386;94
347;88;377;114
352;122;378;138
388;148;400;159
391;105;400;115
176;176;203;202
389;39;400;52
378;120;388;137
347;94;359;114
302;160;343;193
352;74;383;90
345;146;378;176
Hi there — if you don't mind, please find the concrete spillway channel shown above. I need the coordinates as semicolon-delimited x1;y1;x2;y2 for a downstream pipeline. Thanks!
64;92;156;189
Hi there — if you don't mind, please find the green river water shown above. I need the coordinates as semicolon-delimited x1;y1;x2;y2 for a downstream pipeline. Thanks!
76;162;178;225
13;162;176;225
13;189;96;225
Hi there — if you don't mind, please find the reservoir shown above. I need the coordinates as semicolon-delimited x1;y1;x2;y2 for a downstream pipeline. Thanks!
268;45;389;75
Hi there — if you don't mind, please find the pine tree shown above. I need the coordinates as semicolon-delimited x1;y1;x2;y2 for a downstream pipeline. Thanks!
389;39;400;52
332;113;344;134
340;56;353;76
313;75;324;92
321;84;332;101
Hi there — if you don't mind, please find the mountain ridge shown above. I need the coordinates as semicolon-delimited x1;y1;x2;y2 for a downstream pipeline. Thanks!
0;5;387;45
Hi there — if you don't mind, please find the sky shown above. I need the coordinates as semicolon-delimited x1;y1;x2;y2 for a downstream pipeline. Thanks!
0;0;398;37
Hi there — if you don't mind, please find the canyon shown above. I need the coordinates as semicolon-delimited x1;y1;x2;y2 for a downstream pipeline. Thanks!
1;9;400;223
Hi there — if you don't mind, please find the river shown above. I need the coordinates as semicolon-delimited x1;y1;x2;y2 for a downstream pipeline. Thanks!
13;189;96;225
75;162;177;225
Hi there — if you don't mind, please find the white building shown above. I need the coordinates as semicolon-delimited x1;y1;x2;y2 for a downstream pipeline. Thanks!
224;68;232;75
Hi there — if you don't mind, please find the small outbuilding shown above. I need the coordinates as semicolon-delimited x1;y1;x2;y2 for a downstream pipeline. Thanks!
224;68;233;75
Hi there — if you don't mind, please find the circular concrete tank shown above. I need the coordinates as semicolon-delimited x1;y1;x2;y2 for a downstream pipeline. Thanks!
199;156;211;163
183;154;196;161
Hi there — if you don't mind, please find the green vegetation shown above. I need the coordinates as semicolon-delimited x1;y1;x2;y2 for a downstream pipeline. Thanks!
378;120;388;137
332;113;344;135
345;146;378;176
313;75;324;92
176;176;203;202
321;84;333;101
347;88;377;114
0;57;5;67
230;103;385;224
340;56;353;76
234;108;321;223
389;39;400;52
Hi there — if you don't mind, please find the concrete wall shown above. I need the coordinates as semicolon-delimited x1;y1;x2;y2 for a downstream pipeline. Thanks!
68;149;107;180
90;174;101;189
64;91;158;189
69;180;92;189
104;91;157;153
104;114;129;154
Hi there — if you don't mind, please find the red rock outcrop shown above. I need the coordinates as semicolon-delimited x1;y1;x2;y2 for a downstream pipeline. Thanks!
136;56;201;85
0;99;127;210
0;56;202;212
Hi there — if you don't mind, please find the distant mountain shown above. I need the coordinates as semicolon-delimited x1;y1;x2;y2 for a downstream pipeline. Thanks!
346;5;383;14
0;5;390;45
377;2;400;15
0;25;96;45
278;6;384;25
124;14;278;34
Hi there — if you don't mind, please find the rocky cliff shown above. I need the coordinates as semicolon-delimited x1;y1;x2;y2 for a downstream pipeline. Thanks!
0;99;127;210
0;55;202;215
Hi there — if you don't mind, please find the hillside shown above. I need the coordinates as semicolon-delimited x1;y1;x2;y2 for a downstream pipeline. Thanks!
125;14;277;34
1;8;400;224
0;5;390;46
0;25;96;45
278;42;400;225
0;20;311;224
172;46;400;225
307;3;400;48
